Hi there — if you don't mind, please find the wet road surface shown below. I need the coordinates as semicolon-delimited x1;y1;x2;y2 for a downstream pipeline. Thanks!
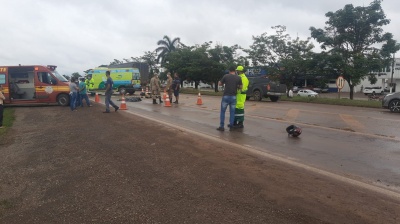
98;93;400;195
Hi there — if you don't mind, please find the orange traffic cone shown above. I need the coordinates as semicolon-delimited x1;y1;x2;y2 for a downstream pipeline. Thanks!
163;90;167;100
196;92;203;105
95;92;100;103
120;94;127;110
164;94;171;107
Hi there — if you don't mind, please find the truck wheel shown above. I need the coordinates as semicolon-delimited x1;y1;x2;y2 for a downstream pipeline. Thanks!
57;94;69;106
127;90;135;95
269;96;279;102
389;100;400;113
253;90;262;101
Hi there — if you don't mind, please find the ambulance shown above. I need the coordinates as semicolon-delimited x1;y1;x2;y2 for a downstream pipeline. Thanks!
0;65;71;106
87;67;141;94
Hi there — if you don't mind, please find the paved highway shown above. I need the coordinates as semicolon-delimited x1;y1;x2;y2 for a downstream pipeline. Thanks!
101;93;400;196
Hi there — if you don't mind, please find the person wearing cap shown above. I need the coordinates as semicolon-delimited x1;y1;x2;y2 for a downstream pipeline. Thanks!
233;65;249;128
150;73;162;104
85;75;95;92
216;66;242;131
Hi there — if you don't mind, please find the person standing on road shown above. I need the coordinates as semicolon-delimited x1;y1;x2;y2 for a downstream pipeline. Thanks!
233;65;249;129
0;85;5;128
172;72;181;104
103;71;119;113
217;67;242;131
79;78;92;107
69;77;79;111
150;73;162;104
165;72;173;102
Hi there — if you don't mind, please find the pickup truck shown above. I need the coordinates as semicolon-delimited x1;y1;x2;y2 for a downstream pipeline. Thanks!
245;76;287;102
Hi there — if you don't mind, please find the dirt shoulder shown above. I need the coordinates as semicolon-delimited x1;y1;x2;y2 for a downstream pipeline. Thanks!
0;105;399;223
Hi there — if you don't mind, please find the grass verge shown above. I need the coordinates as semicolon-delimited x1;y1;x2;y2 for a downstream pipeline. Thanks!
181;88;382;108
280;96;382;108
0;108;16;135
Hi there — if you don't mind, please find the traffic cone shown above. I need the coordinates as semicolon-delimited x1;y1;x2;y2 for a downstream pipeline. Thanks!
196;92;203;105
163;90;167;100
95;92;100;103
120;94;127;110
164;94;171;107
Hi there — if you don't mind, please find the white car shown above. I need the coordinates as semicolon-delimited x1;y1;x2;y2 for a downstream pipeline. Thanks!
297;89;319;97
363;87;383;95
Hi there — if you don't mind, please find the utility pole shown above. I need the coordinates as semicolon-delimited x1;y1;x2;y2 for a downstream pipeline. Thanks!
390;53;395;93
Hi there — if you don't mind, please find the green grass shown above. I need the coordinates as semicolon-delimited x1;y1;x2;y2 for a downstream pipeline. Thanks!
280;95;382;108
181;88;382;108
0;108;16;135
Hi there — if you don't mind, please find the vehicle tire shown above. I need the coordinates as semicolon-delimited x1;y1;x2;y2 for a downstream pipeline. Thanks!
269;96;279;102
253;90;262;101
127;90;135;95
389;100;400;113
57;93;69;106
246;96;250;101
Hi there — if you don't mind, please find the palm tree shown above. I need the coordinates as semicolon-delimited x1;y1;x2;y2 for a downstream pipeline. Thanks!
155;35;181;65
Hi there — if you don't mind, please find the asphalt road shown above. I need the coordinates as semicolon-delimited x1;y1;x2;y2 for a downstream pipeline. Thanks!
116;93;400;194
0;94;399;223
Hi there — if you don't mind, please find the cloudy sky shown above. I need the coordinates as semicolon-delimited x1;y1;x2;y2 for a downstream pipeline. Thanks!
1;0;399;76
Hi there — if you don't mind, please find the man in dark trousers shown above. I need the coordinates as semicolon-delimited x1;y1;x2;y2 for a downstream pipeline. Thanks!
103;71;119;113
216;67;242;131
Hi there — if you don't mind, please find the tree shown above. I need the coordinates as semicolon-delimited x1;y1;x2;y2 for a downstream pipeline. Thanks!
164;42;239;91
155;35;181;65
310;0;399;99
71;72;81;80
245;25;315;88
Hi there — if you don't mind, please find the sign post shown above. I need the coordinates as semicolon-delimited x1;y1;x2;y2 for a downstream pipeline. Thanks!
336;76;345;99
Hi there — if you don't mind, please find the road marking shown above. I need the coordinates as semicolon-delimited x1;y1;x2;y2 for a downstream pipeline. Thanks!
125;109;400;201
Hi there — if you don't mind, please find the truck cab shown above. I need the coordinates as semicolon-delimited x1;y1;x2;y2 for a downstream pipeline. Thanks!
0;65;70;106
246;76;287;102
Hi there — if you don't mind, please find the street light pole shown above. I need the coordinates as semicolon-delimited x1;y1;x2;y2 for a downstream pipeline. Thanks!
390;53;395;93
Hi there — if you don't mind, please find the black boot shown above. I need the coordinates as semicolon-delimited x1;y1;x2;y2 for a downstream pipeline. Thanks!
153;99;157;104
236;122;244;128
159;97;163;104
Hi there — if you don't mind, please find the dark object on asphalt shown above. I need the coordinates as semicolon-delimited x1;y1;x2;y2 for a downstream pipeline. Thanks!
124;97;142;102
286;125;302;137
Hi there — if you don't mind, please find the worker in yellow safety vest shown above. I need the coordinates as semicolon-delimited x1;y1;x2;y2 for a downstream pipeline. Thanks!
85;76;95;92
233;65;249;128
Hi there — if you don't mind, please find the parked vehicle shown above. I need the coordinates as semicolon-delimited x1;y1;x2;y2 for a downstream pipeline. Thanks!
297;89;319;97
246;76;287;102
87;67;141;95
0;65;71;106
313;87;329;93
363;86;383;95
382;92;400;113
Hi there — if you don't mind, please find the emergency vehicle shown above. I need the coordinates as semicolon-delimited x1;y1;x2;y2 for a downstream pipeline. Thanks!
0;65;70;106
86;67;141;94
